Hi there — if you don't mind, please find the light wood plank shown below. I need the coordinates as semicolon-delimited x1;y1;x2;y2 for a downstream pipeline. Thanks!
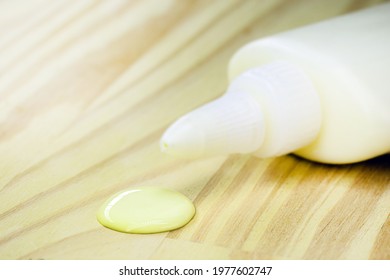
0;0;388;260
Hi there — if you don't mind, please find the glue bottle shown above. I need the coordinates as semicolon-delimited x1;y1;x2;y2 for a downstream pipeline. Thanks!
160;3;390;164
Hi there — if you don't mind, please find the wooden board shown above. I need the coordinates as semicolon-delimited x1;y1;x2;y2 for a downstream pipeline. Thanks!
0;0;389;260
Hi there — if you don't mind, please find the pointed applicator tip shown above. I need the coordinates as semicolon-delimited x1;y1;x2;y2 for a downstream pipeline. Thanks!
160;93;265;159
160;115;205;158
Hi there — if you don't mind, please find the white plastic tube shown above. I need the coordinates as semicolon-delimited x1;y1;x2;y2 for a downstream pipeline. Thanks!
161;3;390;164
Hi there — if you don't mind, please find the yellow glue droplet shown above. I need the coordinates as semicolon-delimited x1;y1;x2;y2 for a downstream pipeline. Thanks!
97;187;195;234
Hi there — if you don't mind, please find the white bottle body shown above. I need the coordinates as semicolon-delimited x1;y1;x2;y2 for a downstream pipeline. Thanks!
228;4;390;164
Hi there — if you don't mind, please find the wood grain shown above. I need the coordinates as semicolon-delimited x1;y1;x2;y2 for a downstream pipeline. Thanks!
0;0;389;260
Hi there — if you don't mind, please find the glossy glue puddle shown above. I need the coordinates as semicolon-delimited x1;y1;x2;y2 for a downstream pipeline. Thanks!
97;186;195;234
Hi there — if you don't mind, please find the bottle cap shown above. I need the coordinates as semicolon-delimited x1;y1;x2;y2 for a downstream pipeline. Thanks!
160;91;265;158
161;61;321;158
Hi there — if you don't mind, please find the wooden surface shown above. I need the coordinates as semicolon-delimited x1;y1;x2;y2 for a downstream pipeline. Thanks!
0;0;389;260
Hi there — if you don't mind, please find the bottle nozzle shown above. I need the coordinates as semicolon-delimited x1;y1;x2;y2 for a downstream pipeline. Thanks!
160;92;265;158
161;61;321;159
160;116;205;158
